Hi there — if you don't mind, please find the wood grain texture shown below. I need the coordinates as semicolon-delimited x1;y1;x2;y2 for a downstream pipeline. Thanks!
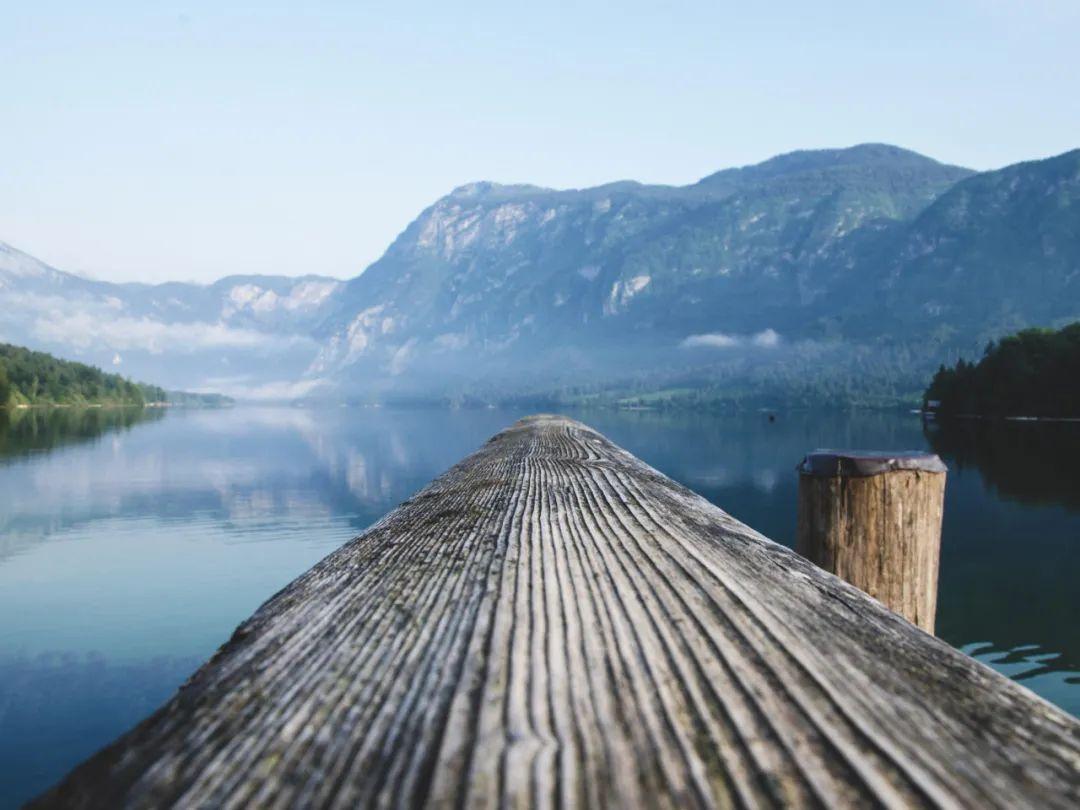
796;468;945;633
31;415;1080;809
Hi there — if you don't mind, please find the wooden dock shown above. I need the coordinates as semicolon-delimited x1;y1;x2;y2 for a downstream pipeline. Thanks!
32;416;1079;808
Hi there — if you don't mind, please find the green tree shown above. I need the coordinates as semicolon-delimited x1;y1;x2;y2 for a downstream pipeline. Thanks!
0;365;10;407
926;323;1080;417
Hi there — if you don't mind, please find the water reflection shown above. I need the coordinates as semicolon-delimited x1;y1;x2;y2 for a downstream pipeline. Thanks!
0;406;163;463
0;406;1076;806
923;417;1080;711
925;418;1080;511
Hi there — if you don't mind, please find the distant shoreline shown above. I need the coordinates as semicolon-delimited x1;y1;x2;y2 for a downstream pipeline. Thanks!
924;411;1080;424
6;401;232;411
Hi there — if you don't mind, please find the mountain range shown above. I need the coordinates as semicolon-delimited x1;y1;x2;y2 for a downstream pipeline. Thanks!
0;242;341;400
2;143;1077;406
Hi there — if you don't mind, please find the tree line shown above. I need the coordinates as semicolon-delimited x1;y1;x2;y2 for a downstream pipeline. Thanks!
924;323;1080;418
0;343;166;408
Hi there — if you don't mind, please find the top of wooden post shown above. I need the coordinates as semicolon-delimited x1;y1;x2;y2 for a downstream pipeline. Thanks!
799;449;947;477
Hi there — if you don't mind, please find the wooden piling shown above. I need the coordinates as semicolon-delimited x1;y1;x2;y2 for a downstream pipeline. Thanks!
31;418;1078;809
797;450;946;633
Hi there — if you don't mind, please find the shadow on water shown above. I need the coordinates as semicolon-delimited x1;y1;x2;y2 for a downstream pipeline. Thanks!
923;417;1080;697
924;417;1080;512
0;407;164;463
0;653;201;804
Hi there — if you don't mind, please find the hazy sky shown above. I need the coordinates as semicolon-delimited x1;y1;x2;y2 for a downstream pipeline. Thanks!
4;1;1078;284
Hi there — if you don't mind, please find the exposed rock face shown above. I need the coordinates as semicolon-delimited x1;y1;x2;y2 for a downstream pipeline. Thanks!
311;145;975;396
312;145;1078;401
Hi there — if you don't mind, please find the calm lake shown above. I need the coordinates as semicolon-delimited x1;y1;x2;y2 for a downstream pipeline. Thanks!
1;406;1077;806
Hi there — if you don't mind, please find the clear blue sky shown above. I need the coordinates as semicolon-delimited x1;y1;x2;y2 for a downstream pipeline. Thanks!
4;1;1078;283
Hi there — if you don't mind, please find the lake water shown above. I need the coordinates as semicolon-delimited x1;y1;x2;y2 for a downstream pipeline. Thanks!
1;406;1077;806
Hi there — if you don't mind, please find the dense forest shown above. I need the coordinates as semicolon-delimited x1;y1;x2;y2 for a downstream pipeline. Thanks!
924;323;1080;418
0;343;230;409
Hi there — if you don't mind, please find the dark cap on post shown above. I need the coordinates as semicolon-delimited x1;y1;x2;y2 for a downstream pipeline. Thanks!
798;450;947;478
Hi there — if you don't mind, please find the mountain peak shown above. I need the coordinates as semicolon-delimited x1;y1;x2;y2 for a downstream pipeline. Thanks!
696;143;973;190
448;181;552;201
448;181;501;198
0;241;58;279
765;142;954;169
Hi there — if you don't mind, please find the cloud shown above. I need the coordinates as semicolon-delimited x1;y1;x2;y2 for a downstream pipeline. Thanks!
680;332;740;349
434;332;469;351
239;378;330;400
680;329;782;350
32;310;311;355
197;375;331;401
751;328;781;348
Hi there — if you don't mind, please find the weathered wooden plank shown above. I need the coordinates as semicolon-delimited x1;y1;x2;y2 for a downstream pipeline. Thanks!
31;415;1080;808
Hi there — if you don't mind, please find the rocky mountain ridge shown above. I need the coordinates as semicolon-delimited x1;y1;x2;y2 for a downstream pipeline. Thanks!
2;143;1077;405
